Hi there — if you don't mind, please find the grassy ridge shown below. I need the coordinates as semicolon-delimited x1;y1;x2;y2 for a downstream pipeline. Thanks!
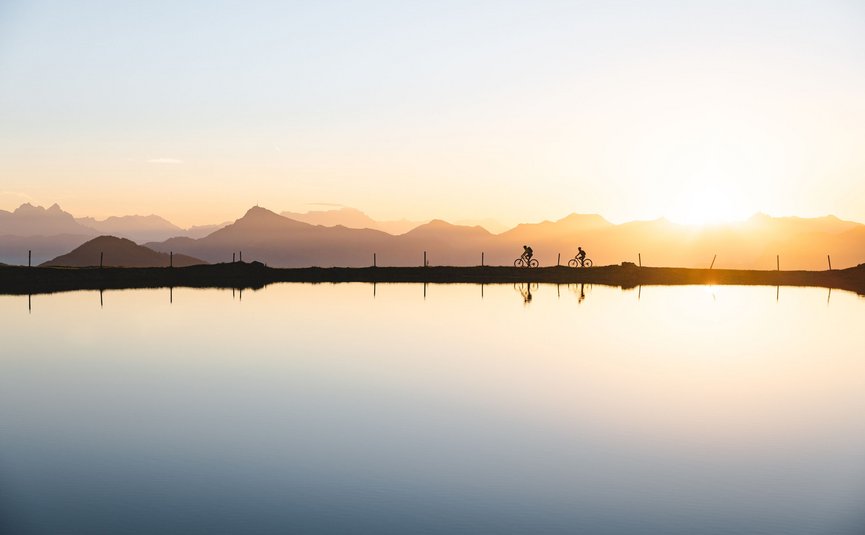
1;262;864;296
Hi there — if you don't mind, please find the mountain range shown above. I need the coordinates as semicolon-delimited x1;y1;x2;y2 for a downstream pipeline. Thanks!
279;206;509;235
146;206;865;270
0;203;231;264
4;202;865;270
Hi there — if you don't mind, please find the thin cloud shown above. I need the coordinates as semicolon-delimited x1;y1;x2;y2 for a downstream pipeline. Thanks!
146;158;183;164
0;191;33;208
307;202;344;208
0;190;32;199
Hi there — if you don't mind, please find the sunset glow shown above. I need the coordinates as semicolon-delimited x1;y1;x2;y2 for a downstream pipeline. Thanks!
2;3;865;534
0;1;863;227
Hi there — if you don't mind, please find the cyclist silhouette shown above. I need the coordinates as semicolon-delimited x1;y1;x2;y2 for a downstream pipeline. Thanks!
577;246;586;262
523;245;534;262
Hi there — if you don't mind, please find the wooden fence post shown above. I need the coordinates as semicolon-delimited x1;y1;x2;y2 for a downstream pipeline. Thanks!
638;253;642;268
100;252;103;268
170;251;173;268
776;255;780;271
827;255;832;271
481;252;484;267
709;254;716;270
28;250;31;267
374;253;377;267
557;253;561;266
423;251;427;267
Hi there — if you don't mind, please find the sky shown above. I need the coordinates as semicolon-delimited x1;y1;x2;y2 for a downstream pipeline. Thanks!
1;0;864;228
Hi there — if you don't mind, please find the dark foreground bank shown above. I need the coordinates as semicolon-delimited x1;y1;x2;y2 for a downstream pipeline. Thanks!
2;262;865;296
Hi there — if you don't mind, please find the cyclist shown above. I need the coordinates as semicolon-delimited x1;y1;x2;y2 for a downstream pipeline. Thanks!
522;245;534;262
577;246;586;264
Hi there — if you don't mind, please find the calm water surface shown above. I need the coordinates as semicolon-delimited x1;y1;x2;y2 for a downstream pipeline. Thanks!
1;283;864;534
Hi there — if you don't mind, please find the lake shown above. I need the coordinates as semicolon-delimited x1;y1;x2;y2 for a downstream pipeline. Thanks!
1;283;864;534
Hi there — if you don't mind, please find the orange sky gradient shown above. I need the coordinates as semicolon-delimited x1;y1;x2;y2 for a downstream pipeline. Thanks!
1;1;864;228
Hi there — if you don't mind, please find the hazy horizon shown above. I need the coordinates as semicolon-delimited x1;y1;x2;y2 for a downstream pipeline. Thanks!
4;200;865;233
2;1;864;227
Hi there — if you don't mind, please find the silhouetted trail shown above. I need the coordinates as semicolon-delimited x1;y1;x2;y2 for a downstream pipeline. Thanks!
3;262;865;296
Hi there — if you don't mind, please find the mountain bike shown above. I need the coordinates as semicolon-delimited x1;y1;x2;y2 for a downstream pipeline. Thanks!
567;256;593;268
514;255;539;268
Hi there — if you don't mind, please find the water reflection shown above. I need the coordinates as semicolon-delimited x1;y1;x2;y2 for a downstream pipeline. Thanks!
2;284;865;534
514;282;536;304
9;282;864;313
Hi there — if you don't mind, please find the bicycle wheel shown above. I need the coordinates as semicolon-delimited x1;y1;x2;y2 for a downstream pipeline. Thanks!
582;258;593;267
529;258;539;268
567;258;578;268
514;258;526;267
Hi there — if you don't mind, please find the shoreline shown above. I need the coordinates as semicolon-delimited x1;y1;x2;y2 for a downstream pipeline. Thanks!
2;262;864;296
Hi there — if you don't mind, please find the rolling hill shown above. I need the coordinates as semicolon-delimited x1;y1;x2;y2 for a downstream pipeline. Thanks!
42;236;207;268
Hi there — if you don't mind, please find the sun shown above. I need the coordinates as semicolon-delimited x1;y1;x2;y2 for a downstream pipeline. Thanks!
666;174;750;226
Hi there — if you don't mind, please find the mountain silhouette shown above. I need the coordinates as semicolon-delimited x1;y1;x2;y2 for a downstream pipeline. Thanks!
150;206;395;266
0;203;231;257
76;214;185;243
0;203;97;236
0;203;98;265
280;207;426;235
8;202;865;270
42;236;206;267
186;222;231;239
145;206;865;270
